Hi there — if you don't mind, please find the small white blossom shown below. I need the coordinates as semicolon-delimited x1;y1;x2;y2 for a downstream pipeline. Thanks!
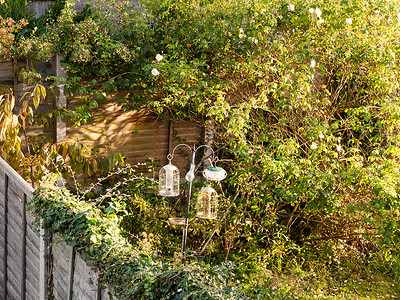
336;145;342;151
155;54;163;61
311;143;317;150
310;60;316;68
346;18;352;25
309;8;315;14
288;4;295;11
318;19;324;24
374;9;380;14
151;68;160;76
177;288;182;293
315;8;322;17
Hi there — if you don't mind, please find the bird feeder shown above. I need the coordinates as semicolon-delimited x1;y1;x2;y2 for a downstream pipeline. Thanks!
203;166;227;182
159;163;180;197
196;185;218;219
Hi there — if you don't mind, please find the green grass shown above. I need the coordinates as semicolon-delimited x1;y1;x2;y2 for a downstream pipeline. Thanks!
269;265;399;299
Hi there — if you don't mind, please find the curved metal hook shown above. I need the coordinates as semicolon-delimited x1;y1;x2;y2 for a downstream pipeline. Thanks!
167;143;192;162
167;144;219;166
194;144;218;164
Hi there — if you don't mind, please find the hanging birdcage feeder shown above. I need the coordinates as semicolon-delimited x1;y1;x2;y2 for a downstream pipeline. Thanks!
159;163;180;197
196;185;218;219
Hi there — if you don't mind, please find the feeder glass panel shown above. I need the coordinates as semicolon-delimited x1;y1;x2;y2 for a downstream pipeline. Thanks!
196;186;218;219
159;164;180;197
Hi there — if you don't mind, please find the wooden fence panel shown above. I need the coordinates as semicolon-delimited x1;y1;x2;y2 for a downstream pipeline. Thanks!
0;157;46;300
0;61;13;86
67;98;204;173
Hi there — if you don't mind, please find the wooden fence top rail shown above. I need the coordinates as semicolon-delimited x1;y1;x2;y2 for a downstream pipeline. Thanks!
0;157;34;195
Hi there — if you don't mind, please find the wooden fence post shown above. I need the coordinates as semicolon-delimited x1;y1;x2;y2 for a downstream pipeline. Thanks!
40;220;47;300
53;54;67;143
68;247;76;300
22;193;27;300
3;174;8;300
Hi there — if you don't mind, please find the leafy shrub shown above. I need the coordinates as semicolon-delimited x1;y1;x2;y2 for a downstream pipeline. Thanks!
32;172;256;299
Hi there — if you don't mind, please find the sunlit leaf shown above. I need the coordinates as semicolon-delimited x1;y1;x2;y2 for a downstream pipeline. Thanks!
32;86;40;110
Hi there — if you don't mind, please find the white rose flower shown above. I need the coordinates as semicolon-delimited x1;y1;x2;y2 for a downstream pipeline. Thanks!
346;18;352;25
315;8;322;17
309;8;315;14
310;60;316;68
288;4;295;11
155;54;163;61
151;68;160;76
311;143;317;150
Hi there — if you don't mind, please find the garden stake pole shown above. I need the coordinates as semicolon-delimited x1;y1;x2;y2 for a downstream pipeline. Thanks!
181;147;195;265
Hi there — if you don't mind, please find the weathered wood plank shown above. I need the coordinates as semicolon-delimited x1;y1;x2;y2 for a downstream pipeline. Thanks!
8;179;27;204
6;280;20;300
6;255;22;299
26;252;40;299
27;225;41;252
8;192;23;221
26;278;40;300
7;219;23;255
26;251;40;283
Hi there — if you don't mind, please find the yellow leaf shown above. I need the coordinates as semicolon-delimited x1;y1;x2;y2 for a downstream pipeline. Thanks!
10;95;15;110
61;144;69;159
40;85;46;100
4;99;11;114
32;86;40;110
92;159;98;173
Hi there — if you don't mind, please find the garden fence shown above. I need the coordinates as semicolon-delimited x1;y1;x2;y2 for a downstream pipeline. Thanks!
0;157;112;300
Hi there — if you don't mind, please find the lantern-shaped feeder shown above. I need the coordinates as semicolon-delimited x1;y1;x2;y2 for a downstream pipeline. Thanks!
159;163;180;197
196;185;218;219
203;166;227;182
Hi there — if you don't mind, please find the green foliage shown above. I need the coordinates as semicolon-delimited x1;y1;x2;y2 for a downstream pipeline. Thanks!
9;0;400;296
32;172;251;299
0;0;32;21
